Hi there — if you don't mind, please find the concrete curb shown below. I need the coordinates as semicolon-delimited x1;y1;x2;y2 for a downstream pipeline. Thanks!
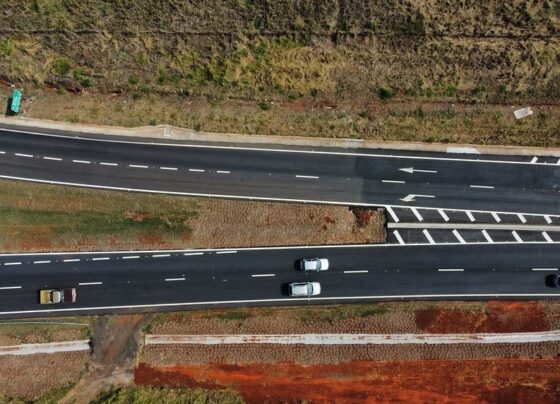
2;116;560;157
0;339;91;356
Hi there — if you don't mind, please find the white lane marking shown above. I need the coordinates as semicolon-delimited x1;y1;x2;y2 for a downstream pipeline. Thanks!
122;255;140;259
411;207;423;222
399;167;437;174
0;286;22;290
452;230;466;244
512;231;523;243
78;282;102;286
470;185;495;189
43;156;62;161
542;232;553;243
184;252;204;256
4;262;21;266
251;274;275;278
544;215;552;224
160;167;178;171
438;209;449;222
295;175;319;179
393;230;405;245
63;259;80;263
72;160;90;164
344;270;369;274
129;164;148;168
386;207;399;223
438;268;464;272
189;168;205;172
100;162;118;166
217;170;230;174
216;250;237;254
466;211;476;222
15;153;33;158
152;254;171;258
423;229;435;244
491;212;501;223
532;268;558;271
557;158;560;165
531;157;538;163
165;277;186;282
482;230;494;243
0;151;4;154
33;260;51;264
92;257;110;261
400;194;435;203
382;180;405;184
2;173;557;219
517;214;527;224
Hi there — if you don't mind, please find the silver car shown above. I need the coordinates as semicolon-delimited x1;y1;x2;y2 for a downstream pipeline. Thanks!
288;282;321;297
298;258;329;271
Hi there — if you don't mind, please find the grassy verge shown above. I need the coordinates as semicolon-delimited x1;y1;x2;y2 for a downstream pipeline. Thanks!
0;317;91;345
91;386;243;404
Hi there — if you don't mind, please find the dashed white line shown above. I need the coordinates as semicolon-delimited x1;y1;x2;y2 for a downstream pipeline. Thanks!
251;274;275;278
470;185;495;189
491;212;501;223
438;209;449;222
92;257;110;261
79;282;103;286
189;168;205;172
33;260;51;264
481;230;494;243
72;160;90;164
183;252;204;256
63;259;80;263
217;170;230;174
557;158;560;165
129;164;148;169
122;255;140;259
423;229;435;244
517;214;527;224
165;277;186;282
382;180;405;184
344;270;369;274
152;254;171;258
386;207;399;223
43;156;62;161
512;231;523;243
100;162;118;166
0;151;5;154
530;157;538;164
411;207;423;222
160;167;178;171
452;230;466;244
393;230;405;245
544;215;552;224
295;175;319;179
0;286;21;290
216;250;237;254
532;268;558;271
4;262;21;266
466;211;476;222
542;232;553;243
15;153;33;158
438;268;464;272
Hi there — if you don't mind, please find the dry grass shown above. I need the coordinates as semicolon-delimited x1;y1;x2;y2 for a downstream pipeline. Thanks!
0;318;91;346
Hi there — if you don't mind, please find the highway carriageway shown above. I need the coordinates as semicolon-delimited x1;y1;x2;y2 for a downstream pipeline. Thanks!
0;243;559;318
0;127;559;215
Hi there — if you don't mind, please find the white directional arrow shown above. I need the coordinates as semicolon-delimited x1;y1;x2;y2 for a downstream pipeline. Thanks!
400;194;436;203
399;167;438;174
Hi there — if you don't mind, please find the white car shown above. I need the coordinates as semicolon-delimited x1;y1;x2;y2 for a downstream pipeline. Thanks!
288;282;321;297
298;258;329;271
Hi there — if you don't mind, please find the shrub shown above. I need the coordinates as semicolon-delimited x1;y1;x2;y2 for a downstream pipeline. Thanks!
52;58;70;76
378;87;394;100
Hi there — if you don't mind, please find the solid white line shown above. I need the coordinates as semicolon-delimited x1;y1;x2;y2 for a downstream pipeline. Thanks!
15;153;33;158
518;214;527;224
78;282;102;286
411;207;423;222
512;231;523;243
530;157;538;163
393;230;405;245
184;252;204;256
217;170;230;174
482;230;494;243
165;277;186;282
0;151;4;154
43;156;62;161
438;268;464;272
344;270;369;274
532;268;558;271
122;255;140;259
491;212;501;223
72;160;90;164
470;185;495;189
382;180;405;184
189;168;205;172
152;254;171;258
386;207;399;223
438;209;449;222
33;260;51;264
91;257;110;261
160;167;178;171
557;158;560;165
251;274;275;278
452;230;466;244
100;162;118;166
63;259;80;263
295;175;319;179
4;262;21;266
129;164;148;168
0;286;22;290
216;250;237;254
544;215;552;224
542;232;553;243
423;229;435;244
466;211;476;222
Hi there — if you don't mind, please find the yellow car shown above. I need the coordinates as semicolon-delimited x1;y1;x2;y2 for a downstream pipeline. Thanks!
39;288;77;304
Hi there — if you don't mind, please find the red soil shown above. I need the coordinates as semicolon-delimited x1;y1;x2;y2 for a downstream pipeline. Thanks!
135;359;560;403
415;301;549;334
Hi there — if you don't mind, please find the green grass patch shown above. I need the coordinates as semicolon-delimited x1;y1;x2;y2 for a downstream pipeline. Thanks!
91;386;244;404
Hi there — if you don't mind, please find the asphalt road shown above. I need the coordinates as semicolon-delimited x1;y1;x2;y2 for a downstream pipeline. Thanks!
0;127;559;214
0;244;559;317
